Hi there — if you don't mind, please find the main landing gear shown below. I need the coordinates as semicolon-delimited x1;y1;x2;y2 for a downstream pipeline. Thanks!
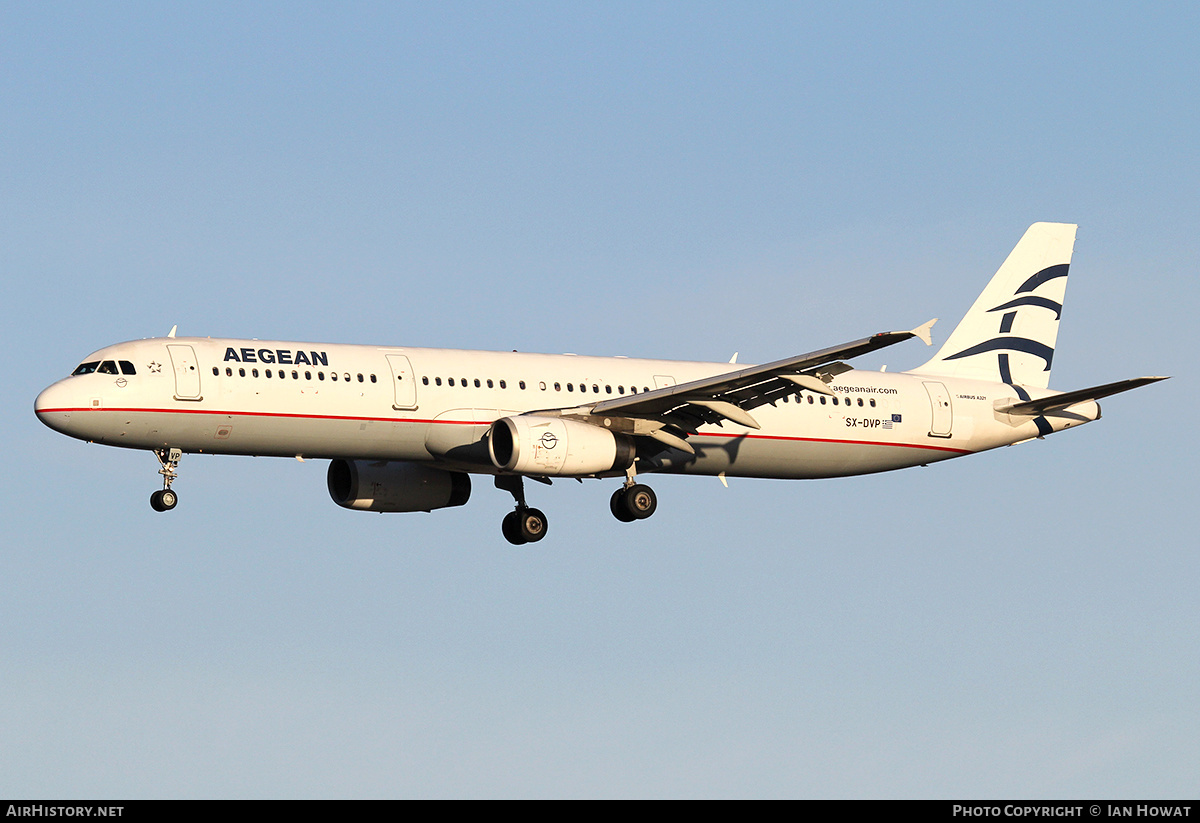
610;482;657;522
494;470;660;543
150;448;182;512
610;464;658;523
495;475;548;545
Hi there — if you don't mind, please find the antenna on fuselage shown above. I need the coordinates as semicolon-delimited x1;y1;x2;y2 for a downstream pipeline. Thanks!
167;325;177;338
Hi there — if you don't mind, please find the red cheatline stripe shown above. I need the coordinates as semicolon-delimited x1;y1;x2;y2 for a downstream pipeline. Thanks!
37;406;973;455
695;430;970;454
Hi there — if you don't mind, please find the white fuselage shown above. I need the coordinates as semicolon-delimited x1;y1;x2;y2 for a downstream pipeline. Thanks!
34;336;1097;480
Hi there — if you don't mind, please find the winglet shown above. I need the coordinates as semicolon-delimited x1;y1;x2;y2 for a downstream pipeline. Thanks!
911;318;937;347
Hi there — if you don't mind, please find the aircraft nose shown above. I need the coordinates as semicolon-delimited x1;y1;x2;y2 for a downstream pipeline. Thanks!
34;381;80;434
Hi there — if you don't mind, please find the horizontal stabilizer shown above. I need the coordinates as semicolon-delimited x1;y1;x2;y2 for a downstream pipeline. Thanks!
996;376;1168;415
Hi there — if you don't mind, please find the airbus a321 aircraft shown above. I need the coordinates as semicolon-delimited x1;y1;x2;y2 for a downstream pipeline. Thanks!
36;223;1165;543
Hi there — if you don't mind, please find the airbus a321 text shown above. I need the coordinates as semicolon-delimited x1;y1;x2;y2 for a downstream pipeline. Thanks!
36;223;1166;544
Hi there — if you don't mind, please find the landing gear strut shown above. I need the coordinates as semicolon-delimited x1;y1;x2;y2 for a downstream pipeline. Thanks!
610;466;657;523
495;475;548;545
150;448;182;512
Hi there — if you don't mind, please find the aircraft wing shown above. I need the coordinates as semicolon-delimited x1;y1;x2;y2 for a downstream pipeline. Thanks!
583;321;935;447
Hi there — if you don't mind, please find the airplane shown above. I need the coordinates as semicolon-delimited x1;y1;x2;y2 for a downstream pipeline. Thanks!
35;223;1166;544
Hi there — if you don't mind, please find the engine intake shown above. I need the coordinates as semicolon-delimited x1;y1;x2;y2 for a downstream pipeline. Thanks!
327;459;471;512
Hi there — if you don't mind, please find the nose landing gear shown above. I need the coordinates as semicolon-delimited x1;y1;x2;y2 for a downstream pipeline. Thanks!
150;448;182;512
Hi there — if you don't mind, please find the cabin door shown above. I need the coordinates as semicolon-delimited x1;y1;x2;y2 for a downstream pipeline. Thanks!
167;344;202;401
923;381;953;438
386;354;418;410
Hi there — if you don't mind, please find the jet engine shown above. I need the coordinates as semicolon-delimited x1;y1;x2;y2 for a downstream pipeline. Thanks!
488;416;635;476
327;459;471;512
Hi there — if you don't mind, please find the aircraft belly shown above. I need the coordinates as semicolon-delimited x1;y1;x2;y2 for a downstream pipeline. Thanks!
654;434;963;479
102;410;431;461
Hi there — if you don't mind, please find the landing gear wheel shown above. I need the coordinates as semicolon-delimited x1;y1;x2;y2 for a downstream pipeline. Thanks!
623;484;657;520
502;510;527;545
518;508;548;542
150;489;179;512
610;488;636;522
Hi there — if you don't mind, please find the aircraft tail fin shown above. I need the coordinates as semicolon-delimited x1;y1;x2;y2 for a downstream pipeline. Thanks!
909;222;1077;389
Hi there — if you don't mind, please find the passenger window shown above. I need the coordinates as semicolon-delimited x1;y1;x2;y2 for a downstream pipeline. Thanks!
448;378;455;386
857;398;863;407
593;384;599;393
305;371;312;380
435;377;442;386
119;361;136;375
331;372;338;381
474;379;481;388
343;373;350;382
486;379;493;388
226;367;233;377
870;398;876;407
807;395;814;404
567;383;574;392
212;367;219;376
421;376;428;385
266;369;273;378
357;374;364;382
98;361;118;375
606;385;612;394
72;361;100;375
820;396;826;405
554;382;561;391
618;386;624;394
252;368;259;377
370;375;377;383
239;368;246;377
292;370;299;379
318;372;325;381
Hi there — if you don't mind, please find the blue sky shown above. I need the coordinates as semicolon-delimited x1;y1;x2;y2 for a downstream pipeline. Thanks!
3;2;1197;798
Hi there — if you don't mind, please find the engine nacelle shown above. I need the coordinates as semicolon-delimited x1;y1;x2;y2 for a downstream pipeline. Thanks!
488;416;635;476
327;459;471;513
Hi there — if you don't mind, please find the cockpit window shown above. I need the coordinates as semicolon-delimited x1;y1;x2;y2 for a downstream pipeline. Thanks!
97;361;119;375
119;360;136;375
72;361;100;376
